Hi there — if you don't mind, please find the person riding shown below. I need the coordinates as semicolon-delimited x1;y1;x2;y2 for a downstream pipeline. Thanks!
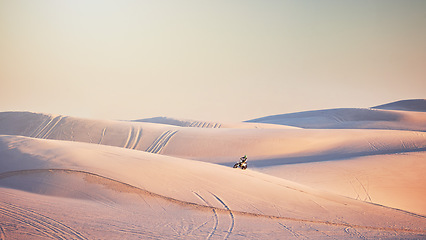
233;155;248;170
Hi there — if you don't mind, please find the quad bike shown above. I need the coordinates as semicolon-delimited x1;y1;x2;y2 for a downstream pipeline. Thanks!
233;161;247;170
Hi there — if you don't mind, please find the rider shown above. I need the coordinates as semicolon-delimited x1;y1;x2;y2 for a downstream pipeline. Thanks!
234;155;248;169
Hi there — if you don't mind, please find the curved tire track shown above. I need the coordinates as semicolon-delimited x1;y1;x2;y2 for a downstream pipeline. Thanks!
131;128;143;150
193;192;218;240
146;130;178;154
123;127;143;150
0;201;87;240
1;169;425;236
209;192;234;240
124;126;142;149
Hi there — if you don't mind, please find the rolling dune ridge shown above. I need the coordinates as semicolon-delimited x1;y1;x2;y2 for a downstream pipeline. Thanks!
0;100;425;239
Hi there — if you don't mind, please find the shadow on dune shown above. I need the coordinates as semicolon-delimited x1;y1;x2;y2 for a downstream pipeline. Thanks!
0;169;197;206
373;99;426;112
246;107;426;132
0;138;49;172
221;147;426;168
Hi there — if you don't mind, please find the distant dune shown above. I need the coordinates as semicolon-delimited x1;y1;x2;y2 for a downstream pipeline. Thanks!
373;99;426;112
133;116;222;128
246;99;426;131
1;99;425;239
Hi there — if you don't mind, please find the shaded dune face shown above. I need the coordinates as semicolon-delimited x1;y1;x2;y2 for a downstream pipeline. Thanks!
1;112;426;165
372;99;426;112
0;169;149;202
246;99;426;131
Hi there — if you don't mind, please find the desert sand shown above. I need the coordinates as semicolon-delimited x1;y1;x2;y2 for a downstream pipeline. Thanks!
0;99;425;239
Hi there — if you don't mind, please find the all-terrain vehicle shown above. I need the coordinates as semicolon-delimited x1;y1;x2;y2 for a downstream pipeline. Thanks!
233;155;247;170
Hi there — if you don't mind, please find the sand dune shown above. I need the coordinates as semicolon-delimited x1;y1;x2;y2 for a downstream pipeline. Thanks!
246;100;426;131
133;116;223;128
1;134;405;221
1;111;426;165
258;152;426;215
1;135;425;239
133;116;298;129
1;99;425;239
373;99;426;112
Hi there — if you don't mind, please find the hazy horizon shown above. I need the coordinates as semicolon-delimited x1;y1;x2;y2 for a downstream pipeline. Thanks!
1;0;425;122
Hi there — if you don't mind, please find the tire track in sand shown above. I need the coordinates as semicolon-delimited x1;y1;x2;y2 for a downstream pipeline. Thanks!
193;192;218;240
1;169;425;236
189;121;221;128
29;117;51;138
146;130;178;154
40;116;63;139
0;224;6;240
277;222;307;239
209;192;234;240
131;127;143;150
98;127;107;145
344;225;367;240
0;201;87;240
123;126;135;149
32;116;63;139
123;126;143;150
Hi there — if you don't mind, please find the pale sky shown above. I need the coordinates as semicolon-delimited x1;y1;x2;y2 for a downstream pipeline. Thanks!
1;0;425;122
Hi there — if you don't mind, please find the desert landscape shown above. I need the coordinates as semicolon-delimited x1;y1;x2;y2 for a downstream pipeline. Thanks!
0;99;425;239
2;0;425;239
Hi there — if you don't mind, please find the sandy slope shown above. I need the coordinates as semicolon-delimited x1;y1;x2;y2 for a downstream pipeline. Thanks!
1;100;426;239
1;110;426;214
257;152;426;216
133;116;299;129
1;112;426;165
373;99;426;112
246;108;426;131
1;135;425;239
246;99;426;131
0;135;409;221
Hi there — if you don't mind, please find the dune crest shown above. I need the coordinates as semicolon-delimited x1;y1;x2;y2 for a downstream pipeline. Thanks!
373;99;426;112
246;99;426;131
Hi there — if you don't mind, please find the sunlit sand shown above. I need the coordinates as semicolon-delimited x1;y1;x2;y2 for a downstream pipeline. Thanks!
1;99;425;239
